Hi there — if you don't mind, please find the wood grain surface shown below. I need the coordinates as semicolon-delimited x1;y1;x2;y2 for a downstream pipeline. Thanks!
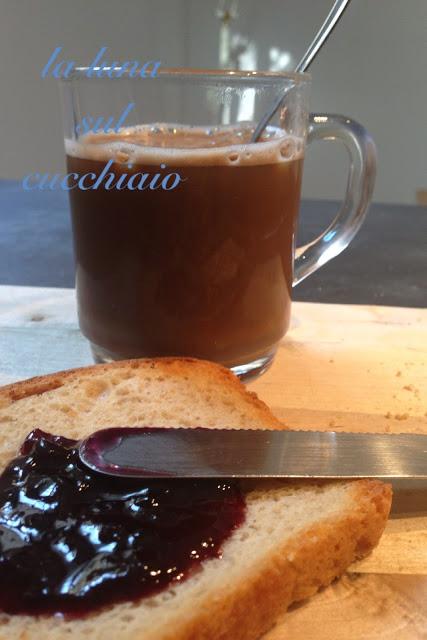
250;302;427;638
1;287;426;637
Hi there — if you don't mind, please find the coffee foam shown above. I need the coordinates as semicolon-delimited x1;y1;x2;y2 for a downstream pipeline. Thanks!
65;124;304;167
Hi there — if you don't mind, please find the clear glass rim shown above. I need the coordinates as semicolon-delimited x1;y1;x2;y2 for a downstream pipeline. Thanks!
62;66;311;84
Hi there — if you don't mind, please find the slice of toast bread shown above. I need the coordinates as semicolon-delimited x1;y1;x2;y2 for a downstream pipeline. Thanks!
0;358;392;640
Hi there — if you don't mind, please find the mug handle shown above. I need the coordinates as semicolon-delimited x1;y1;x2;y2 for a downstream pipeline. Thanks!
293;113;377;286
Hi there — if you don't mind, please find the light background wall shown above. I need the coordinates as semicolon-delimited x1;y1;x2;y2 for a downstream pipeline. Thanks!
0;0;426;204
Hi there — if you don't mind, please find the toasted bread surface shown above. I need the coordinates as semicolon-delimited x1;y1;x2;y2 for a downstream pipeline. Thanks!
0;358;392;640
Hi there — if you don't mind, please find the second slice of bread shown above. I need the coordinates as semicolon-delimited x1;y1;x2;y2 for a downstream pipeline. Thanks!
0;358;392;640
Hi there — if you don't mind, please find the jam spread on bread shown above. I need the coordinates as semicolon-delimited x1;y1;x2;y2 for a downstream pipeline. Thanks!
0;429;245;617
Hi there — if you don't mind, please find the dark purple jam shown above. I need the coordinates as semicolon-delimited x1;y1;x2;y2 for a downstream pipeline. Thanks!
0;429;245;617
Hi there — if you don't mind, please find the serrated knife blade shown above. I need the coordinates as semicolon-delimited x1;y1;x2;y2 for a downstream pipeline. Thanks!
79;427;427;479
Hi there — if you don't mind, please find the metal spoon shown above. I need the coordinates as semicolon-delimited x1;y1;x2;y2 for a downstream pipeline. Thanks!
251;0;352;142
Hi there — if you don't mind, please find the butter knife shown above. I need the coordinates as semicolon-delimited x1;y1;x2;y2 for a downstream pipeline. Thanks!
79;427;427;479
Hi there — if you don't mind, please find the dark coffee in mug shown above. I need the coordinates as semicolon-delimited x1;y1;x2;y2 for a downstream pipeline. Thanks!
66;125;304;368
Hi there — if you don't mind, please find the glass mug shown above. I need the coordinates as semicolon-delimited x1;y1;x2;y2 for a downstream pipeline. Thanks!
60;69;376;379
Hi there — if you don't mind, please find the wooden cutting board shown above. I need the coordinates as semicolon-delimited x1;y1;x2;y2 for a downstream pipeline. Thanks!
249;302;427;639
1;289;426;636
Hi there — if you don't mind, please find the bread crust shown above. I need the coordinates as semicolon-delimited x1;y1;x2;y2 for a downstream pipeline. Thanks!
160;480;392;640
0;357;283;429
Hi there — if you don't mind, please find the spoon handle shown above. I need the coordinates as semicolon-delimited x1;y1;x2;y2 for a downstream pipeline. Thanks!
295;0;352;72
251;0;352;142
